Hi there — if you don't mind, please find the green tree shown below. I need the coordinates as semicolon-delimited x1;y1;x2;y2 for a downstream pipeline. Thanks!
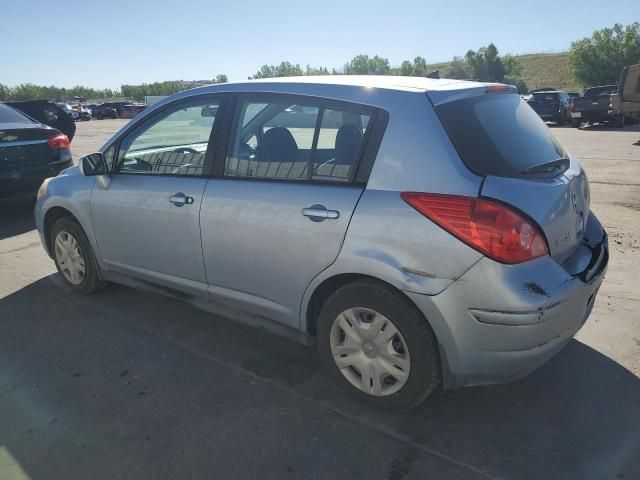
305;65;330;76
442;56;469;79
412;56;428;76
399;60;414;76
343;55;390;75
214;74;228;83
462;43;526;92
569;22;640;86
249;61;304;79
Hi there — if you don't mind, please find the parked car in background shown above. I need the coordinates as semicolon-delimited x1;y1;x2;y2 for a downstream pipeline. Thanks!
93;104;119;120
1;103;72;198
570;85;623;128
6;100;76;141
526;90;571;125
58;103;80;121
35;77;608;411
119;104;146;119
611;64;640;121
79;108;92;121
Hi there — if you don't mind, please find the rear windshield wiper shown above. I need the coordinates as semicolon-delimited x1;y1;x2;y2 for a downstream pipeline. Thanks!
522;157;570;175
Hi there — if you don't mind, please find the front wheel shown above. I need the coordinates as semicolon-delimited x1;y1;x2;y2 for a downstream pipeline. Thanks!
51;218;107;294
317;280;440;411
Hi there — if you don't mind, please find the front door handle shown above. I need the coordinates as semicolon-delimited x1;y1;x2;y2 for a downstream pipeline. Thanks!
169;192;194;207
302;204;340;222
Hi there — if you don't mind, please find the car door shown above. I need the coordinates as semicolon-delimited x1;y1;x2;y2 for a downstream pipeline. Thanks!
200;94;383;328
90;95;222;294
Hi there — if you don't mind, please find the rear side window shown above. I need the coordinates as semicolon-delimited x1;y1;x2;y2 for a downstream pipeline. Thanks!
0;104;33;124
435;93;567;178
225;98;371;183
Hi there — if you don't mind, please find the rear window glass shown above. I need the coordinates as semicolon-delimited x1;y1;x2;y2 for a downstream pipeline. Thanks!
531;93;559;102
0;104;33;124
435;93;567;178
584;86;617;96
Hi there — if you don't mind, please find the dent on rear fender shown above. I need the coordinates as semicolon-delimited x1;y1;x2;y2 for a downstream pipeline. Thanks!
334;190;484;293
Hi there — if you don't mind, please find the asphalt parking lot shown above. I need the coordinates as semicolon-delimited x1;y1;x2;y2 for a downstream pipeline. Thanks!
1;119;639;480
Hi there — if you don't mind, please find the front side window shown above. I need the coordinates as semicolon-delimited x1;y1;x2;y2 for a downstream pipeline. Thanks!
225;99;371;182
116;99;219;176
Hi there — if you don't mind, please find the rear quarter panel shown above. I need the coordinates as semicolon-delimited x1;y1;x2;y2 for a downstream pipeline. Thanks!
300;92;484;331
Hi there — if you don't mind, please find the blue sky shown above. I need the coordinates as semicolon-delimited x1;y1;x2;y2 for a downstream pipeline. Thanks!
3;0;638;89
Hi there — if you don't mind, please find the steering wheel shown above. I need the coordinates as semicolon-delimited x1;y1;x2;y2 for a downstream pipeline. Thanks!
173;147;199;154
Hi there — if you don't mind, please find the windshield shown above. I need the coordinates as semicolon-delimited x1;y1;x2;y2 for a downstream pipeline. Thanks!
435;93;567;178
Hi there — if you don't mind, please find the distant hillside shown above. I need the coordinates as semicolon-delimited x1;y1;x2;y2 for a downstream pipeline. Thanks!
425;52;581;92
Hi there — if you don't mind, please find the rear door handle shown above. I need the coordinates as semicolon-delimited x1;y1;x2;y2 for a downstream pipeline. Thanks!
169;192;194;207
302;204;340;222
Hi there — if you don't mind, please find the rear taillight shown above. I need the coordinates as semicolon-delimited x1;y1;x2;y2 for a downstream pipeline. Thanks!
401;192;549;264
47;134;70;149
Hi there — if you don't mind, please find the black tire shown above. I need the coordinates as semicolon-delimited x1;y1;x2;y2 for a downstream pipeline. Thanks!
317;280;440;411
556;114;565;126
51;217;107;294
615;115;625;129
571;118;581;128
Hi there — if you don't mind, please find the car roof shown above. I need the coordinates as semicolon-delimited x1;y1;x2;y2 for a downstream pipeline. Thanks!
190;75;488;94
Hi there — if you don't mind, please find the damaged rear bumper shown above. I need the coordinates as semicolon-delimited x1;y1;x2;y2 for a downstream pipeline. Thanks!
406;212;608;389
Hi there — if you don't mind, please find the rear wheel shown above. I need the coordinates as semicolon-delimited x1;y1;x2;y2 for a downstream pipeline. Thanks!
317;280;440;411
51;218;107;294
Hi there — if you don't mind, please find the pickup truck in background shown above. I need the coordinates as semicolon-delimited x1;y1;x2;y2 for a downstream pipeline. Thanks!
570;85;624;128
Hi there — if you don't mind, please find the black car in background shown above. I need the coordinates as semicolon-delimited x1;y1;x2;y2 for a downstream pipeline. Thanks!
0;103;72;198
526;90;572;125
6;100;76;141
93;104;119;119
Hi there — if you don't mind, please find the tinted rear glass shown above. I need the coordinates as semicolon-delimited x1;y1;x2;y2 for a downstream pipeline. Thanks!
0;104;33;124
531;93;559;102
584;86;617;96
435;93;567;178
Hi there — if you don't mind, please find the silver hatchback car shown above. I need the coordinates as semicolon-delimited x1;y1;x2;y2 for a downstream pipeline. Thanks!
35;76;608;410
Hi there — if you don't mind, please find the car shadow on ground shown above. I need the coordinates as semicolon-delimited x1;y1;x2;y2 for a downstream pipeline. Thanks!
0;196;36;240
1;275;639;479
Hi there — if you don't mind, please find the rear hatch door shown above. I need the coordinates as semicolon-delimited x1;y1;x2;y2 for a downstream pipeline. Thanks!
432;89;589;264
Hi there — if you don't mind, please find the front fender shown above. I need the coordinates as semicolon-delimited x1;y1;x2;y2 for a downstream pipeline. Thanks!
35;171;100;267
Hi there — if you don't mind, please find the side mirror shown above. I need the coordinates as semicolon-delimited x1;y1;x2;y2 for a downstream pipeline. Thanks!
80;153;107;176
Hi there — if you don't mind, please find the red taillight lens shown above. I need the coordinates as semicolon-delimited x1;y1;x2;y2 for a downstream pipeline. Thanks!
401;193;549;264
47;134;70;149
485;84;511;94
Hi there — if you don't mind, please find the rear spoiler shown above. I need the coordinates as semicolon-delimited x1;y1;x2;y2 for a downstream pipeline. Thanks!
427;83;518;106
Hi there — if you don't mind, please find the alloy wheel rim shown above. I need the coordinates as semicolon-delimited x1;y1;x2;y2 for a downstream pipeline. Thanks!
330;307;411;396
54;231;86;285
